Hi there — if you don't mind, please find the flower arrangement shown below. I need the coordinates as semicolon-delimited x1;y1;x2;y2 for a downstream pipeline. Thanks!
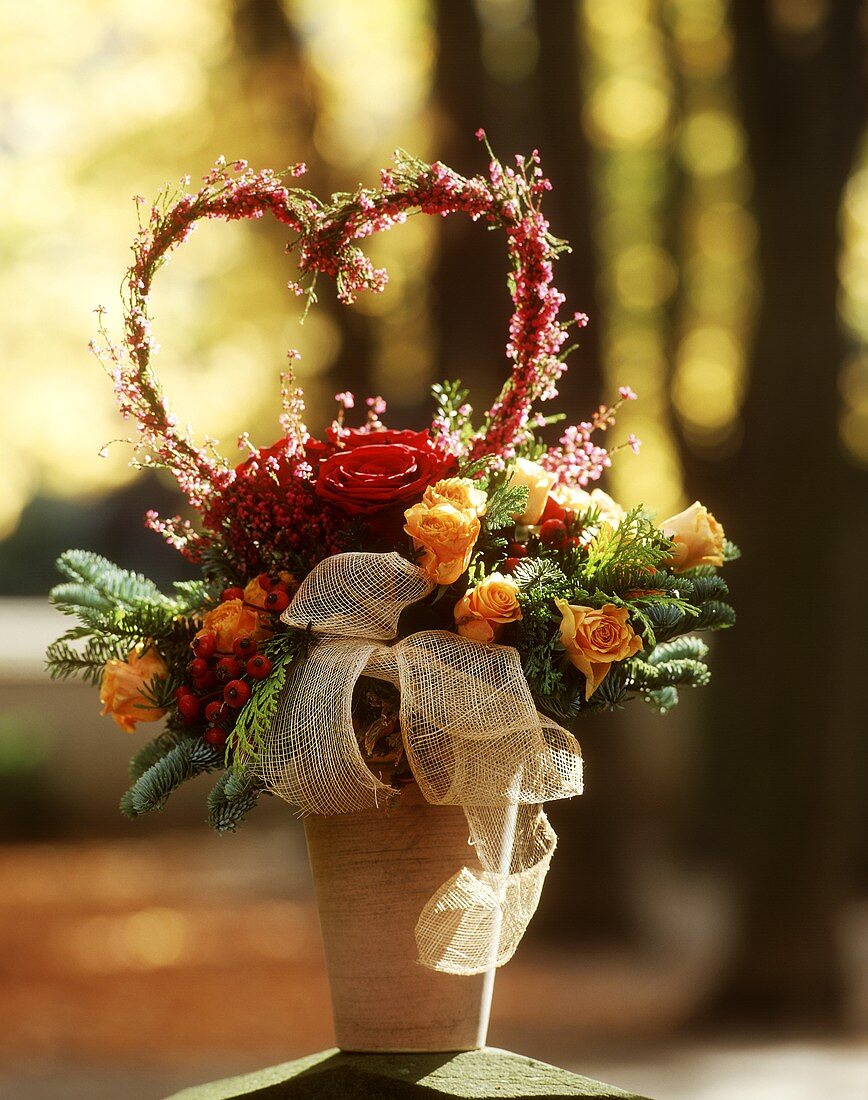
47;137;737;972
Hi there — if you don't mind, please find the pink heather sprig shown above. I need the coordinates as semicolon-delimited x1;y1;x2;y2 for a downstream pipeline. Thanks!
143;511;209;562
541;387;640;487
290;138;574;459
103;159;312;510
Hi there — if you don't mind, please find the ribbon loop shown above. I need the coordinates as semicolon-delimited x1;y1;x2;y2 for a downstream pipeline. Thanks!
259;552;583;974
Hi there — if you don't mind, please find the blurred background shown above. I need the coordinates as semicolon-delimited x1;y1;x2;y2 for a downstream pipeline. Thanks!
1;1;867;1097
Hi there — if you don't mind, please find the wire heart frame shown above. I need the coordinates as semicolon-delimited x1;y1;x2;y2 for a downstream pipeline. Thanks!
93;138;584;536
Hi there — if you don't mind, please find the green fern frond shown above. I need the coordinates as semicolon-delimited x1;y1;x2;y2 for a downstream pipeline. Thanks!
231;629;310;765
484;485;529;530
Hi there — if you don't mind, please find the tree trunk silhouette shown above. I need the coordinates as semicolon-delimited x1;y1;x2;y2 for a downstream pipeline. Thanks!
530;0;636;943
233;0;376;400
431;0;514;412
686;0;868;1024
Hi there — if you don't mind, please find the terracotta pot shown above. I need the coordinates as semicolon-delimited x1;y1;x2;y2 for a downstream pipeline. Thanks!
303;783;495;1052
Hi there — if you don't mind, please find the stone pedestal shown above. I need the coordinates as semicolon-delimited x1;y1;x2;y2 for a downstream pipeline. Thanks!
164;1047;654;1099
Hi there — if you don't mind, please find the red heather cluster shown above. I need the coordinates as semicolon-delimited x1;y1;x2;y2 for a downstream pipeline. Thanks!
203;442;350;577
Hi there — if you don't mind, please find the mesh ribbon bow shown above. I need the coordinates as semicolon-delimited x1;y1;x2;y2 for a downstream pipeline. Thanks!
259;552;583;975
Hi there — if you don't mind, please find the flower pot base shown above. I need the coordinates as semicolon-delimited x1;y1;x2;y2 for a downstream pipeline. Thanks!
164;1047;655;1098
304;784;493;1052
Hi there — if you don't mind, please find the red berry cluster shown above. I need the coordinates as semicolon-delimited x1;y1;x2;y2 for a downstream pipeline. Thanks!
176;573;291;749
502;496;584;574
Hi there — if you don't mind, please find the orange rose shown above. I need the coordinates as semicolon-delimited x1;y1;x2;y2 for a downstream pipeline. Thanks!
661;501;725;571
555;599;643;699
506;457;557;525
196;598;270;653
99;647;168;734
422;477;488;517
454;572;523;643
403;499;480;586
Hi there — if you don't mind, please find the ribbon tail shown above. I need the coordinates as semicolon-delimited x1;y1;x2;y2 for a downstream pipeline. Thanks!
415;802;556;975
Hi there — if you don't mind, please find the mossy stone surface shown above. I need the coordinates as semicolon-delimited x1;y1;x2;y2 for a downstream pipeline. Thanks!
164;1047;653;1100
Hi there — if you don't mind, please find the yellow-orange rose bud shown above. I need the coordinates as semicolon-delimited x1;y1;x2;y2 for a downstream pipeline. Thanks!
661;501;725;572
553;485;626;529
554;599;643;700
454;572;523;643
99;647;168;734
423;477;488;517
403;500;480;586
506;458;557;525
196;598;270;653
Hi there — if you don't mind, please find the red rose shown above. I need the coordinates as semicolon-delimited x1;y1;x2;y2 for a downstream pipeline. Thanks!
316;430;451;514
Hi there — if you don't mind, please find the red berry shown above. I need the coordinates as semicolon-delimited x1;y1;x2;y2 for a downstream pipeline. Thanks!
539;495;566;524
175;685;192;703
204;700;225;722
216;656;243;681
504;557;522;574
178;694;202;720
247;654;273;679
190;656;209;678
224;679;251;708
507;541;529;558
191;631;217;658
232;634;257;659
264;589;290;612
256;573;274;591
540;518;568;548
193;670;217;691
203;726;227;747
221;586;244;602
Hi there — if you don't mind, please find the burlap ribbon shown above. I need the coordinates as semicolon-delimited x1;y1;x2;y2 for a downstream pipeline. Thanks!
259;552;583;975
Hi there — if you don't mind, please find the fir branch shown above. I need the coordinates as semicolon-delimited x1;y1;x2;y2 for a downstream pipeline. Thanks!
172;578;221;615
128;730;183;781
119;737;222;817
644;685;679;714
687;574;730;603
648;636;709;665
207;768;263;834
52;550;173;612
723;539;741;562
631;657;711;690
45;636;125;685
692;600;737;631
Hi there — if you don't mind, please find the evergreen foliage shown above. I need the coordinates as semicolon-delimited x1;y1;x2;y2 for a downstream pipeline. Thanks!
120;736;222;817
484;485;529;531
207;768;263;833
231;628;311;763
